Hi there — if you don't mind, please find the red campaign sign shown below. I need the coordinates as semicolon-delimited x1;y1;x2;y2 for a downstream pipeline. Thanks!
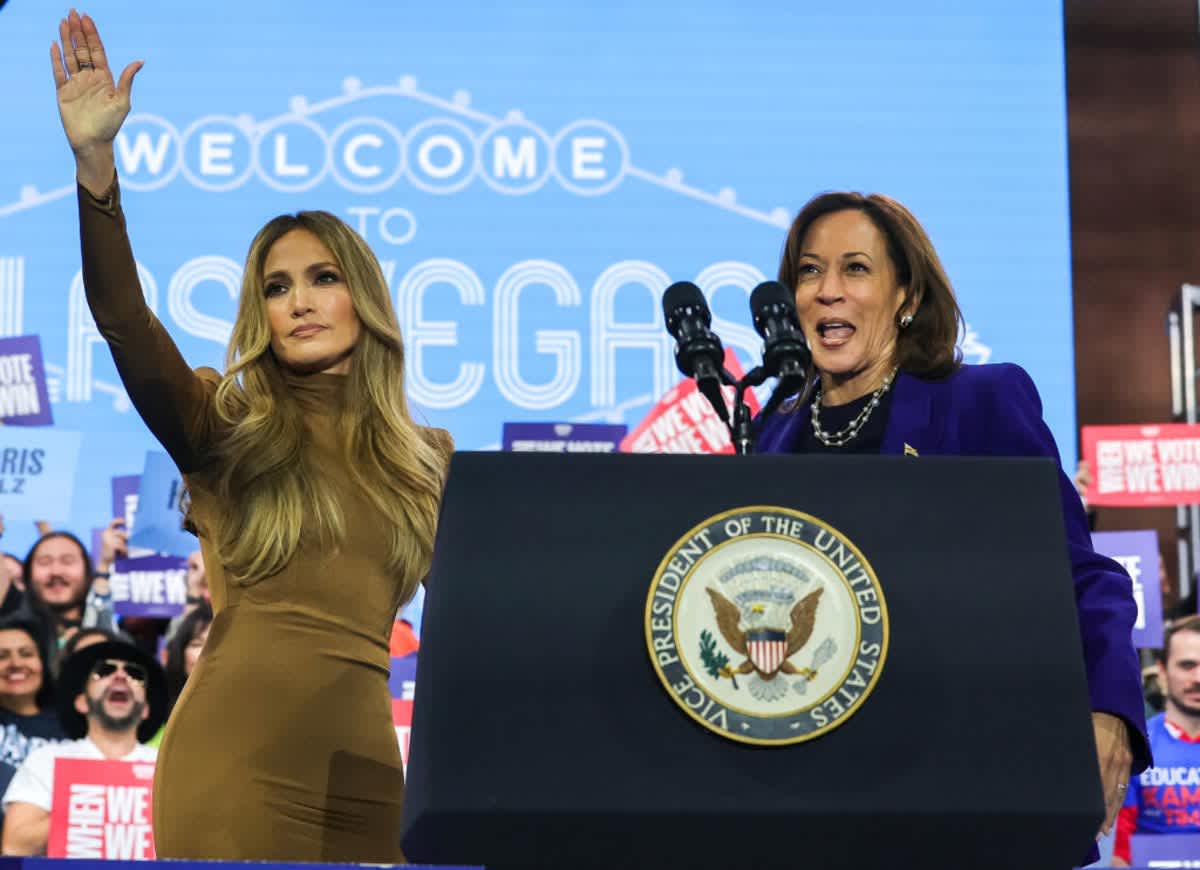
393;698;414;770
47;757;156;859
1082;423;1200;507
621;350;760;454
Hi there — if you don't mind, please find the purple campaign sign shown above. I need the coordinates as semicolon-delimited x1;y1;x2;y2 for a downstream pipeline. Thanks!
90;528;104;569
0;335;53;426
1131;832;1200;866
502;422;627;453
1092;530;1163;649
111;554;188;618
111;475;141;530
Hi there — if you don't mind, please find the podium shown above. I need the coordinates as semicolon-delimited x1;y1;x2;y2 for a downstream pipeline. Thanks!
401;453;1103;870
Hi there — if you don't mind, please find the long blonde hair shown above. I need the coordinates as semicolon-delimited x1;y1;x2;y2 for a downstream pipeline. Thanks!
208;211;449;587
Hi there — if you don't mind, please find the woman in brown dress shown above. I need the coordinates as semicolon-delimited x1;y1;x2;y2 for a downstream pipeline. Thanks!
50;11;452;861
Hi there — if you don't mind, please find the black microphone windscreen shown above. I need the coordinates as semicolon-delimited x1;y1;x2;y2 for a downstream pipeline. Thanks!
749;280;793;313
662;281;707;319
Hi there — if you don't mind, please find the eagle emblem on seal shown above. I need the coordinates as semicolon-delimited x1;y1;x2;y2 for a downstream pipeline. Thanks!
646;507;888;744
705;586;823;680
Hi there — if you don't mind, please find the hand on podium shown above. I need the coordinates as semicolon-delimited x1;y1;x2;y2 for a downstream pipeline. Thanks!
1092;711;1132;837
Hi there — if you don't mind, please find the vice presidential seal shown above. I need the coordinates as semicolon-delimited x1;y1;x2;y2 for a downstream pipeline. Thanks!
645;506;888;745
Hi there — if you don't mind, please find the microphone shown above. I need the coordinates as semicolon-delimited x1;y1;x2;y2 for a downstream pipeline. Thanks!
749;280;809;396
662;281;730;422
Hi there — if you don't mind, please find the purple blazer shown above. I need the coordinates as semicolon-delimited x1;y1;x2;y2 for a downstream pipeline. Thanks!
757;362;1151;770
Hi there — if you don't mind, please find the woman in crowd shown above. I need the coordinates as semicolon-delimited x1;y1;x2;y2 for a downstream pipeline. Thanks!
755;191;1150;859
162;550;209;646
162;603;212;721
51;11;453;862
0;617;67;806
142;603;212;748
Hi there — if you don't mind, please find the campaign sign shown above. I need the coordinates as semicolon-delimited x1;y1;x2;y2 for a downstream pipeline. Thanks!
111;554;189;618
90;527;105;570
0;428;82;521
46;758;156;860
502;422;627;453
0;336;52;426
127;453;195;557
1092;530;1163;649
391;653;418;771
111;475;141;531
1131;832;1200;867
621;349;759;454
1082;423;1200;507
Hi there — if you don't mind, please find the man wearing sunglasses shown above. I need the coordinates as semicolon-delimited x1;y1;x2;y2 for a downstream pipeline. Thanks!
0;639;164;855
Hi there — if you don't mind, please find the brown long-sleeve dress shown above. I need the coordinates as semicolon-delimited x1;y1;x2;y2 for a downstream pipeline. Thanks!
78;180;448;862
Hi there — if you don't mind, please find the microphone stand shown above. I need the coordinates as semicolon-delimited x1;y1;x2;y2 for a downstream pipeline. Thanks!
710;365;768;456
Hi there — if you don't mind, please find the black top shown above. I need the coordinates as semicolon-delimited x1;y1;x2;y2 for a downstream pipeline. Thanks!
0;707;67;768
0;707;67;814
796;384;896;455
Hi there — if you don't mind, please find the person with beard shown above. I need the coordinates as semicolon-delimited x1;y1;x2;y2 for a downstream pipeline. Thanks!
18;532;119;674
1113;615;1200;865
0;640;163;855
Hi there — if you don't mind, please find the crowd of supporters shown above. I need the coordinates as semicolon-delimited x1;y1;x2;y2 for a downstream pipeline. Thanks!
0;518;214;853
0;516;417;856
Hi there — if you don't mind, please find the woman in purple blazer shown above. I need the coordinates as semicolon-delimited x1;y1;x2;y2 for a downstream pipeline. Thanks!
755;192;1150;849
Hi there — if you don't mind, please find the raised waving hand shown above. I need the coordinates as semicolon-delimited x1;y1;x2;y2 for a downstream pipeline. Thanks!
50;9;143;195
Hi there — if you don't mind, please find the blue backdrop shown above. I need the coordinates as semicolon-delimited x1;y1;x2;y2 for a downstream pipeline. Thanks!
0;1;1075;557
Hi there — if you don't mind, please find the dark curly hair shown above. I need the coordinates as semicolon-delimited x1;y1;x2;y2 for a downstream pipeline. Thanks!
164;603;213;712
0;614;57;711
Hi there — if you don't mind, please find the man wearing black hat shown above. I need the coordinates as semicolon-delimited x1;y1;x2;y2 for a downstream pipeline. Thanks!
0;640;164;856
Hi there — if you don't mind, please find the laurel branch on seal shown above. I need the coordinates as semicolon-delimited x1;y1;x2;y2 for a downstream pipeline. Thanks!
699;629;739;689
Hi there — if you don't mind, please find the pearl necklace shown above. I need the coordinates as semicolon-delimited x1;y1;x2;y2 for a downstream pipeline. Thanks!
810;368;899;448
